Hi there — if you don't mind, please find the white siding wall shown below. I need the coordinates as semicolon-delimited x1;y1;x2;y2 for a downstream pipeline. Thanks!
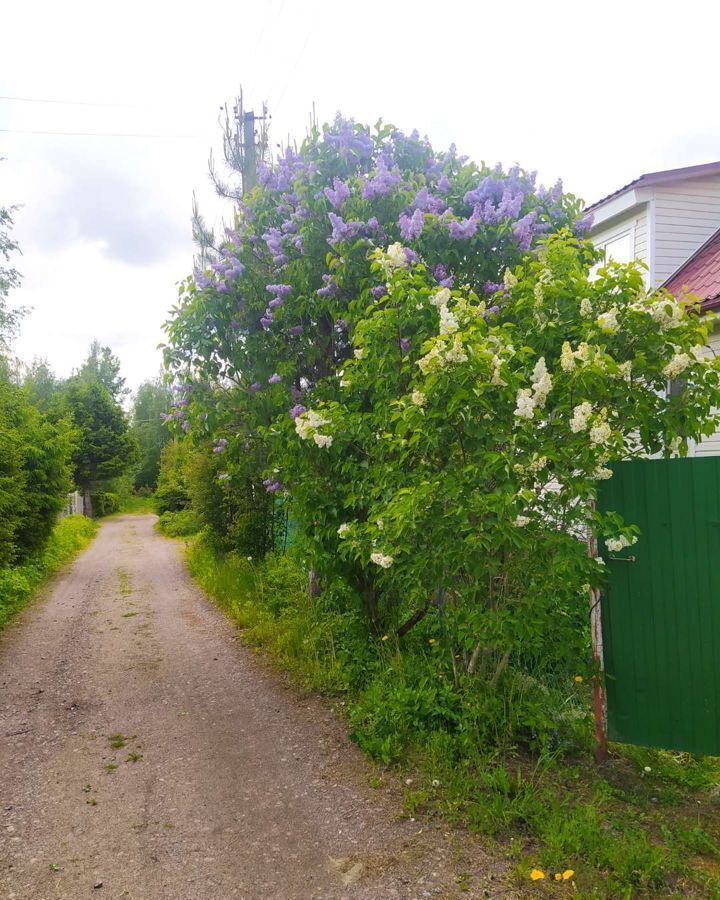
693;327;720;457
591;205;649;279
654;175;720;285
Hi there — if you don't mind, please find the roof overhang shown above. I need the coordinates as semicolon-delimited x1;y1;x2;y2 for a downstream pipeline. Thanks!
589;187;652;232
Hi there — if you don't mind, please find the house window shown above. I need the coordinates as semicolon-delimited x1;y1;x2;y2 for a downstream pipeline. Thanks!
601;230;635;264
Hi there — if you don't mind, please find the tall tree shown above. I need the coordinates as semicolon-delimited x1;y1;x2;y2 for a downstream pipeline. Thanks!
0;189;26;354
62;378;137;516
78;340;128;401
23;358;62;413
131;377;172;489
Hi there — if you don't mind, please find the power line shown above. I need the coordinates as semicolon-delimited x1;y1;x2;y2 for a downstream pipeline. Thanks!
271;7;321;117
0;94;143;108
0;127;205;140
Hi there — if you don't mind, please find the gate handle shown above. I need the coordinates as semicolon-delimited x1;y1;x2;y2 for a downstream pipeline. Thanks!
609;555;636;563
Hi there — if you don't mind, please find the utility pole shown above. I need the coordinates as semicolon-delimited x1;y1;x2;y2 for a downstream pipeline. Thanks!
242;110;258;196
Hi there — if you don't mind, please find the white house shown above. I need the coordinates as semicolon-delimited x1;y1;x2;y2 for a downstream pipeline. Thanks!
587;160;720;288
588;160;720;456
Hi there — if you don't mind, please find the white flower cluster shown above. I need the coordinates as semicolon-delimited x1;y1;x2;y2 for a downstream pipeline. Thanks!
514;357;553;421
379;242;408;277
662;352;691;379
606;534;637;553
589;411;612;446
560;342;575;372
503;268;518;291
514;515;530;527
570;401;593;433
596;306;619;333
649;297;684;331
594;466;613;480
580;297;593;317
370;551;394;568
411;389;426;407
337;523;351;537
295;409;333;448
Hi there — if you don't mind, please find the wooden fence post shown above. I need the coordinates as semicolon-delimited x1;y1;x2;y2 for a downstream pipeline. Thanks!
588;514;609;763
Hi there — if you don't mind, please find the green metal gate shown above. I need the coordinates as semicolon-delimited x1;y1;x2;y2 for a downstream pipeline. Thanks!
598;457;720;755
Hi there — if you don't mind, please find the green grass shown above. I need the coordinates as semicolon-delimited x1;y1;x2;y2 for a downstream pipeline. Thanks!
117;494;157;515
156;508;201;537
184;536;720;897
0;515;98;631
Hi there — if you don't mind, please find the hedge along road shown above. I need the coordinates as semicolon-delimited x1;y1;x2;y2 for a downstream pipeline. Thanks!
0;514;512;900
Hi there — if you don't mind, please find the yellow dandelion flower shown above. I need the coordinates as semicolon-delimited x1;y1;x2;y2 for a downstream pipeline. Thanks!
574;675;583;683
555;873;563;881
562;869;575;880
529;868;545;880
381;635;389;641
428;638;436;645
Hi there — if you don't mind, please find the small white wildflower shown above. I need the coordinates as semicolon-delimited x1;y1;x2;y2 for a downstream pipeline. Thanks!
370;551;394;568
570;401;593;433
432;779;440;788
337;523;351;538
411;389;426;407
580;297;593;317
515;515;530;527
354;347;365;360
669;436;682;456
644;766;652;773
376;518;384;531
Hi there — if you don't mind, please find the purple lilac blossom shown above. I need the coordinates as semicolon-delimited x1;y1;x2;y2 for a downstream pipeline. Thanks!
213;438;228;454
268;298;283;310
288;325;304;336
268;373;282;385
290;385;303;400
484;281;504;295
513;211;537;251
404;248;420;265
289;404;307;419
448;212;479;240
371;285;387;300
412;187;445;214
323;176;351;209
361;158;402;199
260;315;273;330
317;274;340;298
399;337;411;353
335;318;347;331
322;116;374;162
437;174;451;193
267;283;293;298
399;208;425;241
574;213;594;234
250;382;262;392
327;212;362;246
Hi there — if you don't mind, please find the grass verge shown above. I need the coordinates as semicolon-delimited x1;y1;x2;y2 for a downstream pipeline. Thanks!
0;515;98;630
178;531;720;897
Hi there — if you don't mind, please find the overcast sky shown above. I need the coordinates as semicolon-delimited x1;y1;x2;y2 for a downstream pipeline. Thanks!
2;0;719;393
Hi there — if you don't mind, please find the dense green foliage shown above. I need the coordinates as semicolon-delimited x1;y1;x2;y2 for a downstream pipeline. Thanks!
188;536;720;896
62;377;138;508
0;364;74;566
130;377;172;489
0;515;97;630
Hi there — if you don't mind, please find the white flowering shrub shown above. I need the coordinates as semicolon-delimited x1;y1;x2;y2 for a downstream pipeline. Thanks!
277;232;720;674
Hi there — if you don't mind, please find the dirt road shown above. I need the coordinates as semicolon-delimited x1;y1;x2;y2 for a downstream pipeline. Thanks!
0;515;511;900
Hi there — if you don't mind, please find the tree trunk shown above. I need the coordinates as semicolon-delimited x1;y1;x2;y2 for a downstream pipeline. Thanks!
82;487;93;518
